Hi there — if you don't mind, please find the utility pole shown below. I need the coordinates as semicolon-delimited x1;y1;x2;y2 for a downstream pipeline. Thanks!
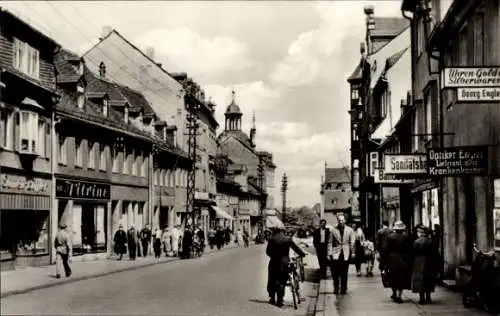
257;154;266;233
182;78;201;228
281;173;288;225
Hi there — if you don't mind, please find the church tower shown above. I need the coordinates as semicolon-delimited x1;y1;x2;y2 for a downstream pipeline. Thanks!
224;90;242;131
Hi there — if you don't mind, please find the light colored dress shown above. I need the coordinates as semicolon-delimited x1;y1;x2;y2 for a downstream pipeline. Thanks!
171;228;180;253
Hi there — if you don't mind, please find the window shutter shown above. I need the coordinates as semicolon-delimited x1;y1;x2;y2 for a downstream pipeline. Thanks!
14;111;20;152
45;121;50;158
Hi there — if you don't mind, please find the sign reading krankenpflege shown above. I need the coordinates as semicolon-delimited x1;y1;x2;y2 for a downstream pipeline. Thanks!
442;67;500;88
457;87;500;101
383;154;427;175
427;146;489;176
56;179;110;200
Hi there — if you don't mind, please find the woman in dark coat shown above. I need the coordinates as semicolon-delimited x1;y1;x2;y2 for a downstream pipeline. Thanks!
386;221;412;303
127;226;138;260
411;225;440;305
113;225;127;260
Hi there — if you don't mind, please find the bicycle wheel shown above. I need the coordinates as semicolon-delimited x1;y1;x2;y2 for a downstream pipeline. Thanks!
290;275;298;310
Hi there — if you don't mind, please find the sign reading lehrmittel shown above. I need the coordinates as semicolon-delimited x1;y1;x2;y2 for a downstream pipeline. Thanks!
457;87;500;101
427;146;489;176
383;154;427;175
442;67;500;88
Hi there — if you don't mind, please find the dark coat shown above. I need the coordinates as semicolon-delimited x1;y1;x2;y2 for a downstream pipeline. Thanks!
411;236;439;293
386;231;412;290
313;228;330;249
376;227;393;267
266;234;306;282
114;230;127;254
182;230;193;252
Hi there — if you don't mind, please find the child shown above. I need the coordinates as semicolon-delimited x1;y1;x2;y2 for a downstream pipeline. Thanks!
363;236;375;277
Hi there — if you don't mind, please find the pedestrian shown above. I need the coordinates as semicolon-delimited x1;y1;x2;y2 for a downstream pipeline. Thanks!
140;224;152;257
386;220;412;303
171;225;180;257
225;226;231;245
216;226;225;250
243;228;249;247
266;227;306;307
162;228;172;256
127;225;138;260
411;225;440;305
54;223;72;278
195;225;205;253
181;225;193;259
352;222;366;277
153;227;162;258
327;213;355;295
313;219;331;279
236;229;244;247
376;220;393;273
208;227;216;249
113;224;127;260
363;235;375;277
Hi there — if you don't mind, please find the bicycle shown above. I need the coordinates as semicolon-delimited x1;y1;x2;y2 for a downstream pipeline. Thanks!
287;257;303;310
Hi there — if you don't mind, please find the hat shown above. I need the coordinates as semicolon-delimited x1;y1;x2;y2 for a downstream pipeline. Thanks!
59;223;67;229
416;225;430;234
393;221;406;231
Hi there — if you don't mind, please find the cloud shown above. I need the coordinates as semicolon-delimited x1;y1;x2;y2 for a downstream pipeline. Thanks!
135;27;253;78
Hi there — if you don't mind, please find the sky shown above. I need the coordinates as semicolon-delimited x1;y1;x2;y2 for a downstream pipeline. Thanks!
2;1;403;208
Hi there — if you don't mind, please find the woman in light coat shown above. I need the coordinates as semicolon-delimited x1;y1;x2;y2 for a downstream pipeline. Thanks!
162;228;172;256
171;226;180;257
236;229;244;247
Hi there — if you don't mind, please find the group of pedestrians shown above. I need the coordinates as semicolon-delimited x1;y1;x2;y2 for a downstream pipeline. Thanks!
313;214;440;304
112;224;206;260
378;220;441;305
207;226;249;250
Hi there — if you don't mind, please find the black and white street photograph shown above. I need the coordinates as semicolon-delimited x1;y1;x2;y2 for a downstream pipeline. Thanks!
0;0;499;315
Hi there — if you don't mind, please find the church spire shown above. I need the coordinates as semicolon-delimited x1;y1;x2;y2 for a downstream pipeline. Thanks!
250;109;256;148
252;110;256;129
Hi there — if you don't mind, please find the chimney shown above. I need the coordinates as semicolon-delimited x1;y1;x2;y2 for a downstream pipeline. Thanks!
162;126;167;141
124;105;129;124
99;62;106;77
146;47;155;60
364;5;375;55
100;26;112;40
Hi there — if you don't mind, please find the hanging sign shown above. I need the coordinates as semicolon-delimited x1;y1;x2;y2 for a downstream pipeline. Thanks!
383;154;427;175
442;67;500;88
494;179;500;208
427;146;489;176
457;87;500;102
374;169;415;184
56;179;110;201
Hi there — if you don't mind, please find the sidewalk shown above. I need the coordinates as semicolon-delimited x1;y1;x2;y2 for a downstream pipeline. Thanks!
314;266;491;316
1;242;242;298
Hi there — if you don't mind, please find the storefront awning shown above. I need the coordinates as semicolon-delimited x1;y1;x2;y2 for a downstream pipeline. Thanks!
211;206;233;220
266;216;284;228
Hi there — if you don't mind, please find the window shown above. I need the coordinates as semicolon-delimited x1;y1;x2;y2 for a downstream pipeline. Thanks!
351;89;359;100
58;135;67;165
160;169;165;186
1;108;14;149
99;143;106;171
75;138;83;167
112;148;119;173
132;150;138;176
38;119;46;156
124;106;129;124
19;110;38;154
12;38;39;79
77;93;85;109
474;11;485;65
166;170;171;186
154;170;159;185
103;99;108;117
417;17;425;57
424;91;432;142
413;109;419;152
141;152;147;177
123;146;130;174
88;141;96;169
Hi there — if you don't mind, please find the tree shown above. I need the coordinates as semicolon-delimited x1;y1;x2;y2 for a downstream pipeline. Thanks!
282;206;319;230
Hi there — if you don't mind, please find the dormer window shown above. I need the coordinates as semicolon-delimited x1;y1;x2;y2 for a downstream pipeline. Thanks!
103;98;108;117
77;93;85;109
124;104;129;124
78;61;84;75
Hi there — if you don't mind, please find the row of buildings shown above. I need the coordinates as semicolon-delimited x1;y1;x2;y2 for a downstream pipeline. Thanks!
348;0;499;286
0;8;277;270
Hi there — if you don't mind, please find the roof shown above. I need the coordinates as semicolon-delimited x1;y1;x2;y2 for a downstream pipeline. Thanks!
1;9;60;47
371;17;410;37
347;63;362;82
218;130;254;152
54;49;84;84
225;91;242;115
386;47;409;70
325;168;350;183
117;85;155;115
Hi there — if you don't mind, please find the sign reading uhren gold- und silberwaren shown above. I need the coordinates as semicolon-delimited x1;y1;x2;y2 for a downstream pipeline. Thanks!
442;67;500;88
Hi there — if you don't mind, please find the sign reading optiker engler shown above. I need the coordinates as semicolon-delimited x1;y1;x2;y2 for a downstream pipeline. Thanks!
427;146;489;177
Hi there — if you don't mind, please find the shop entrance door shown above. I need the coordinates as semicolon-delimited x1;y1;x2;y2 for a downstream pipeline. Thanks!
81;204;96;250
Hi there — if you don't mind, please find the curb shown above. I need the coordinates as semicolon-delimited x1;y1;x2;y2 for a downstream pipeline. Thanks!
1;244;248;299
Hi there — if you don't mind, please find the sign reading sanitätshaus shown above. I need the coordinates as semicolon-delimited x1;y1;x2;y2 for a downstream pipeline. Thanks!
427;146;489;176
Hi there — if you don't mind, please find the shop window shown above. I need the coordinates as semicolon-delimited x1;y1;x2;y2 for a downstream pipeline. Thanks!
58;135;67;165
88;141;96;169
18;110;38;154
12;38;40;79
75;137;83;167
99;142;106;171
1;108;15;149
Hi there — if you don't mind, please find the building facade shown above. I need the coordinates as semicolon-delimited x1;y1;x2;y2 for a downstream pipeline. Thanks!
320;166;353;225
0;9;60;269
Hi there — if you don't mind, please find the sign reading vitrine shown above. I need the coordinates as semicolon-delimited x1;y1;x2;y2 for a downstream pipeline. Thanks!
56;179;110;201
383;154;427;175
427;146;489;176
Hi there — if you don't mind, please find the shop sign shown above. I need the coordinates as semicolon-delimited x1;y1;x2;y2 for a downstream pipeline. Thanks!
383;154;427;175
56;179;110;201
374;169;415;184
427;146;488;176
494;207;500;251
442;67;500;88
494;179;500;208
457;87;500;102
0;174;49;194
195;191;210;200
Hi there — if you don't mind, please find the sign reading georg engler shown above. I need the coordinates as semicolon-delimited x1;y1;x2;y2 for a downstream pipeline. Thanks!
383;154;427;175
427;146;489;176
442;67;500;88
457;87;500;101
56;179;110;201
